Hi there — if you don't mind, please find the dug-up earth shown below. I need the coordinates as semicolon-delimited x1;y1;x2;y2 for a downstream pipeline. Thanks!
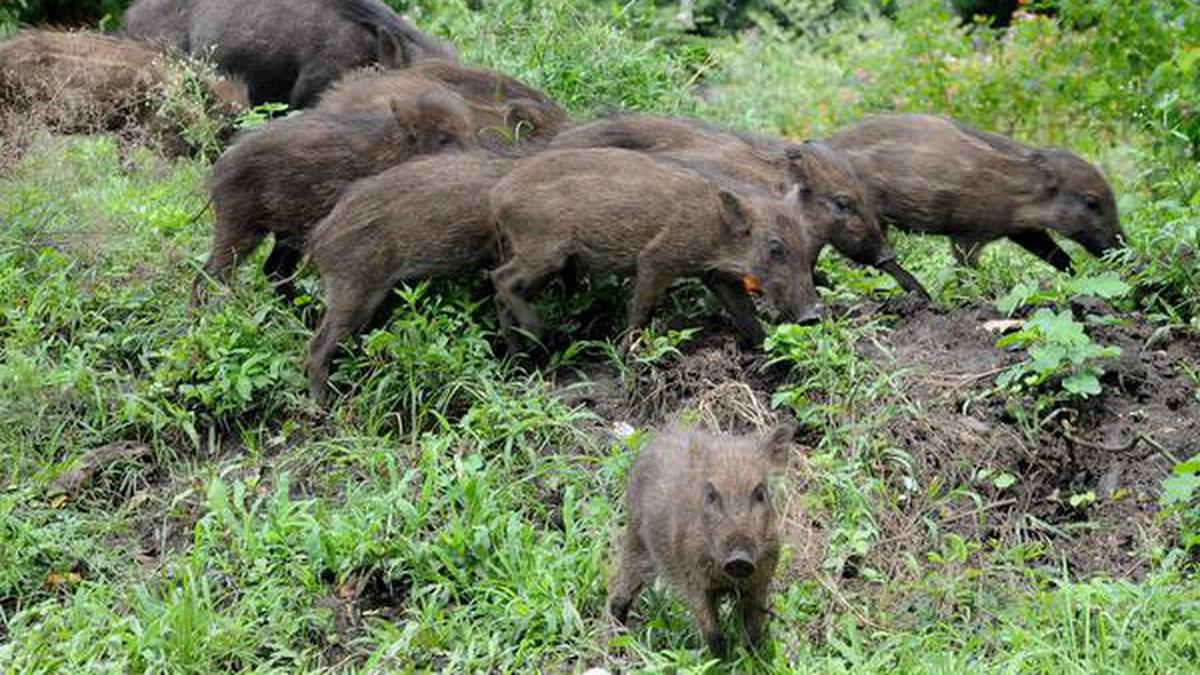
557;300;1200;590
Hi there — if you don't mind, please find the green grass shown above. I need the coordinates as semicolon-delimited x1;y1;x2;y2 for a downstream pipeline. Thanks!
2;0;1198;671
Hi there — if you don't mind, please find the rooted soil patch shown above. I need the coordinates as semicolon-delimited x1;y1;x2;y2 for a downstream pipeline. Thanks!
564;302;1198;586
881;306;1198;579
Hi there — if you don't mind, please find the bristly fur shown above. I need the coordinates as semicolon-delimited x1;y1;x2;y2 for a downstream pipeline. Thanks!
488;147;820;350
304;151;515;406
547;114;926;295
607;422;795;658
827;113;1123;269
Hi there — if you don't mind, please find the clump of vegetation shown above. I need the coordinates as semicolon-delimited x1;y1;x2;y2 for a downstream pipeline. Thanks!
994;273;1130;403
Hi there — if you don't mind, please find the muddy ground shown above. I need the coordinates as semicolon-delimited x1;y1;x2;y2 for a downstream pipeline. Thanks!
558;300;1199;588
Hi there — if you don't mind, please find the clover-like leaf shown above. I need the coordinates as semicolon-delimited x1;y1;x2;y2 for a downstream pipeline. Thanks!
1069;273;1132;300
1063;371;1102;397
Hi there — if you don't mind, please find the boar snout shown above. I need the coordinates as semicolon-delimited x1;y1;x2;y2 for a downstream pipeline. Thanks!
775;281;821;326
1075;227;1125;258
723;549;756;579
794;304;822;326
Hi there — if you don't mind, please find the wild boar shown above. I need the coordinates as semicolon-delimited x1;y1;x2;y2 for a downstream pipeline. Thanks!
192;91;476;305
609;422;796;658
0;29;247;152
489;148;821;351
122;0;456;108
549;115;929;299
305;153;515;405
318;60;569;149
826;113;1123;271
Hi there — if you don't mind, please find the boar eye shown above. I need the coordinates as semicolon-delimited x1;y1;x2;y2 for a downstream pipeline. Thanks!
752;483;768;504
704;483;720;506
1082;194;1101;211
832;195;853;213
768;239;789;262
437;132;455;147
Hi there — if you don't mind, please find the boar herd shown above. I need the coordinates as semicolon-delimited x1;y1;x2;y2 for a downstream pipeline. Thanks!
0;0;1126;659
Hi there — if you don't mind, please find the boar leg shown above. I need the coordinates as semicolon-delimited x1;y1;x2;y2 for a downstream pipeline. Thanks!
741;555;777;649
1008;230;1074;273
490;253;566;344
627;247;678;332
703;272;766;346
607;527;654;625
289;64;336;110
306;280;393;406
262;239;303;301
874;259;931;301
950;236;985;267
683;589;727;659
192;222;268;305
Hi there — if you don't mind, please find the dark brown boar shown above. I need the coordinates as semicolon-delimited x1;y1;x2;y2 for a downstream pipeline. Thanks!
318;60;568;149
826;113;1123;271
549;115;929;299
0;29;247;152
489;148;821;351
609;422;796;658
305;153;514;406
122;0;456;108
192;91;476;305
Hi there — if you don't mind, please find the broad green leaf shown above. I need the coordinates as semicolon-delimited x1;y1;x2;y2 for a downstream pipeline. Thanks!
1160;474;1200;508
1063;371;1102;397
996;329;1036;349
1069;273;1132;300
1030;344;1067;372
993;473;1017;489
997;281;1037;315
1173;456;1200;476
1069;491;1096;508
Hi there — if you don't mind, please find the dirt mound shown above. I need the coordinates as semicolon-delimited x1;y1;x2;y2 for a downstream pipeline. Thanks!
0;30;247;163
881;307;1198;579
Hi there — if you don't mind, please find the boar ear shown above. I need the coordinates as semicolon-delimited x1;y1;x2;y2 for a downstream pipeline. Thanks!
782;145;815;199
761;421;796;471
1029;151;1059;195
374;26;408;68
783;143;808;178
718;189;752;238
504;98;542;134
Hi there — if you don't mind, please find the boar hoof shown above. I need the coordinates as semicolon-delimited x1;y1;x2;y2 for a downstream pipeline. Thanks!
607;598;633;626
705;631;728;660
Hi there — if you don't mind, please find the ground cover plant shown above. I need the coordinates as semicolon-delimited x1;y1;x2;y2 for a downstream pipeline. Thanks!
1;0;1198;672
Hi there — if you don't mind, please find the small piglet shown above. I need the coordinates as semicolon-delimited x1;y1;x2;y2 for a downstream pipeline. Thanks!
549;115;929;299
609;422;796;658
827;113;1123;271
489;148;821;351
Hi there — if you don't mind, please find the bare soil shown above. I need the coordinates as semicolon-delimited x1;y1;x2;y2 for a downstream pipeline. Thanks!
560;301;1199;585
